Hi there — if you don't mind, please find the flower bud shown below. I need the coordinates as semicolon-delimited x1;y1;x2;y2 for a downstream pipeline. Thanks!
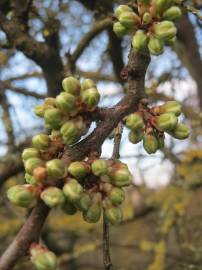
161;101;181;116
114;5;133;19
32;134;50;150
132;30;148;52
152;0;173;14
142;12;152;24
109;165;132;187
25;173;38;185
129;130;143;144
125;113;144;131
75;192;92;212
44;108;64;130
91;159;108;177
24;158;44;174
30;245;57;270
41;187;65;208
113;22;128;37
81;79;96;91
163;6;182;21
60;121;81;145
108;187;125;205
56;92;77;113
148;36;164;55
7;184;37;208
46;159;66;178
154;21;177;42
34;104;45;118
143;134;158;154
68;161;89;179
83;203;101;223
63;179;83;202
119;12;139;28
105;206;123;225
165;36;176;47
155;113;178;131
33;166;47;182
62;76;81;96
157;135;165;149
44;97;57;107
82;88;100;109
169;123;190;140
22;148;40;161
62;201;77;215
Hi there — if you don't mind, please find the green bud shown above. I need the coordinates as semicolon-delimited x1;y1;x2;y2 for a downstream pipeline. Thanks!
153;0;173;14
143;134;159;154
63;179;83;202
68;161;89;179
119;12;139;28
81;79;96;91
161;101;181;116
108;187;125;205
132;30;148;52
24;158;44;174
22;148;40;161
109;165;132;187
91;159;108;177
7;184;37;208
129;130;143;144
44;108;64;130
32;134;50;150
34;104;45;118
30;245;57;270
75;192;92;212
41;187;65;208
155;113;178;131
82;87;100;109
169;123;190;140
56;92;77;113
125;113;144;131
148;36;164;55
113;22;128;37
62;201;77;215
60;121;81;145
142;12;152;24
105;206;123;225
44;97;57;107
25;173;38;185
154;21;177;42
62;76;81;96
46;159;66;178
114;5;133;19
163;6;182;21
83;203;101;223
157;135;165;149
165;36;176;46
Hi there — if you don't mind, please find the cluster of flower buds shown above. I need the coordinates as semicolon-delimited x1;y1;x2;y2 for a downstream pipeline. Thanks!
125;100;190;154
34;76;100;145
113;0;183;55
30;244;57;270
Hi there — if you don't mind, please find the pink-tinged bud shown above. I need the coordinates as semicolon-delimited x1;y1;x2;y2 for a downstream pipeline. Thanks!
169;123;190;140
82;87;100;109
25;158;44;174
163;6;182;21
119;12;140;28
83;203;101;223
143;134;158;154
68;161;89;179
129;130;143;144
56;92;77;113
32;134;50;150
34;104;45;118
108;187;125;205
113;22;128;37
63;179;83;202
81;79;96;91
30;244;57;270
75;192;92;212
155;113;178;131
125;113;144;131
62;76;81;96
105;206;123;225
148;36;164;55
22;148;40;161
7;184;37;208
62;201;77;215
109;163;132;187
132;30;148;53
33;166;47;182
46;159;66;178
44;108;64;130
161;101;182;116
91;159;108;177
41;187;65;208
114;5;133;19
154;21;177;42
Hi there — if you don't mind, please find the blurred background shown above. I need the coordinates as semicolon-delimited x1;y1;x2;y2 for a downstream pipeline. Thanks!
0;0;202;269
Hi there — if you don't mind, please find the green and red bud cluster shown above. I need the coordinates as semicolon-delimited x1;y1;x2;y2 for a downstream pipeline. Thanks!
113;1;182;55
125;100;190;154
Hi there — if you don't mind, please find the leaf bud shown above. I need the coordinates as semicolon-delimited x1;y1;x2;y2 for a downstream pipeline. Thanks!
114;5;133;19
113;22;128;37
63;179;84;202
83;203;101;223
56;92;77;113
104;206;123;225
60;121;81;145
169;123;190;140
161;101;182;116
129;130;144;144
91;159;108;177
34;104;45;118
46;159;66;178
24;158;44;174
32;134;50;150
62;76;81;96
41;187;65;208
163;6;182;21
119;12;140;28
132;30;148;52
22;148;40;161
81;79;96;91
25;173;38;185
154;21;177;42
68;161;89;179
125;113;144;131
75;192;92;212
109;164;132;187
81;87;100;109
143;133;159;154
142;12;152;24
155;113;178;131
44;108;64;130
148;36;164;55
108;187;125;205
